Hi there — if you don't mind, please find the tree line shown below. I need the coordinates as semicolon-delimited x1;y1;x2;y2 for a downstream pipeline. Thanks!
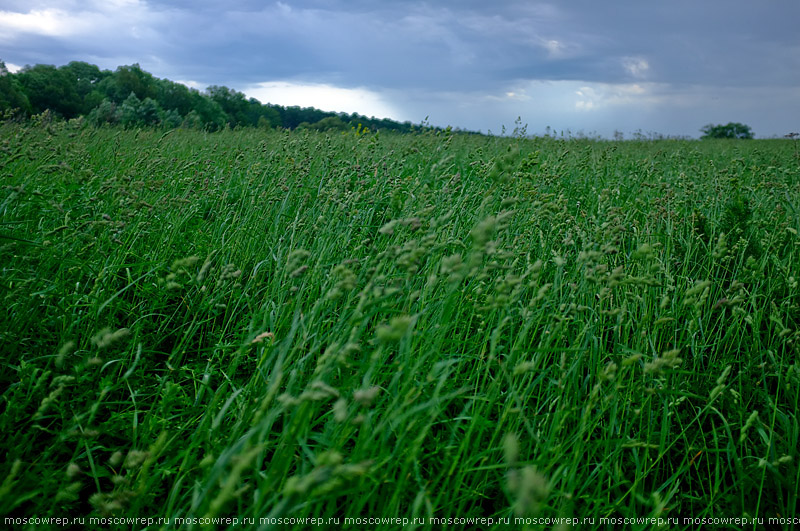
700;122;754;140
1;60;759;139
0;60;431;133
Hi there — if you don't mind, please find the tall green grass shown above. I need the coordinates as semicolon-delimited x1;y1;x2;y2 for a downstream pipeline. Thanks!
1;120;798;529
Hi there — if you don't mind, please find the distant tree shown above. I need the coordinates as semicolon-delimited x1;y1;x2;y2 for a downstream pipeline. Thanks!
281;106;305;129
138;97;162;126
0;59;445;134
160;108;182;129
188;91;227;130
0;61;31;115
700;122;754;139
16;64;81;117
281;106;330;129
86;98;120;126
60;61;106;92
312;116;348;132
99;64;157;103
257;115;273;129
182;110;204;129
119;92;162;127
207;85;251;127
119;92;143;127
59;61;109;114
247;97;280;128
155;79;193;116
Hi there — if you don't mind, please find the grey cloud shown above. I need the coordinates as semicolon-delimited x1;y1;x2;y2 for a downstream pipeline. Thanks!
7;1;798;89
1;0;798;136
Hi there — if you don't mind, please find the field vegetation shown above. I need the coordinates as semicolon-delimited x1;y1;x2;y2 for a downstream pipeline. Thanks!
1;118;799;528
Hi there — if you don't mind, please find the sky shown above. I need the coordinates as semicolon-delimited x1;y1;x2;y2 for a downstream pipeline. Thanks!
1;0;798;138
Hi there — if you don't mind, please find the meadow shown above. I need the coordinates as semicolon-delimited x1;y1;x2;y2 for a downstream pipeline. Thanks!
1;119;798;529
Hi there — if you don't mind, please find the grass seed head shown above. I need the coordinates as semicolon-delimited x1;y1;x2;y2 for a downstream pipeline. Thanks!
290;265;309;278
171;256;200;270
712;232;728;259
632;243;654;260
278;393;302;407
470;216;497;247
33;385;65;420
55;340;75;368
109;451;124;467
513;361;536;376
508;466;549;516
124;450;149;469
300;380;340;401
740;410;759;443
196;257;214;283
709;365;732;401
326;264;357;299
219;263;242;280
600;361;618;382
66;463;81;479
333;398;348;422
440;254;465;278
286;249;311;270
378;220;398;235
376;315;413;343
503;433;519;466
251;331;275;344
353;386;380;407
92;327;130;349
55;481;82;503
644;349;682;375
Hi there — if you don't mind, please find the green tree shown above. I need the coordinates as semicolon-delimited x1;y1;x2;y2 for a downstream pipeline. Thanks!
247;97;280;128
119;92;162;127
155;79;193;116
312;116;348;132
182;109;204;129
59;61;110;114
160;108;182;129
188;91;227;130
119;92;142;127
99;64;157;103
0;61;31;115
700;122;754;139
138;97;162;126
86;98;120;126
16;64;81;118
257;115;274;129
207;85;252;127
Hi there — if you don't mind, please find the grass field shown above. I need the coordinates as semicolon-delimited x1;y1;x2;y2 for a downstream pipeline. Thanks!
1;119;799;529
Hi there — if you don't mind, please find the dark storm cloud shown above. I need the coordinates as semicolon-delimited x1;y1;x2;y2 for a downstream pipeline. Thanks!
1;0;798;136
560;1;800;87
4;0;798;88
